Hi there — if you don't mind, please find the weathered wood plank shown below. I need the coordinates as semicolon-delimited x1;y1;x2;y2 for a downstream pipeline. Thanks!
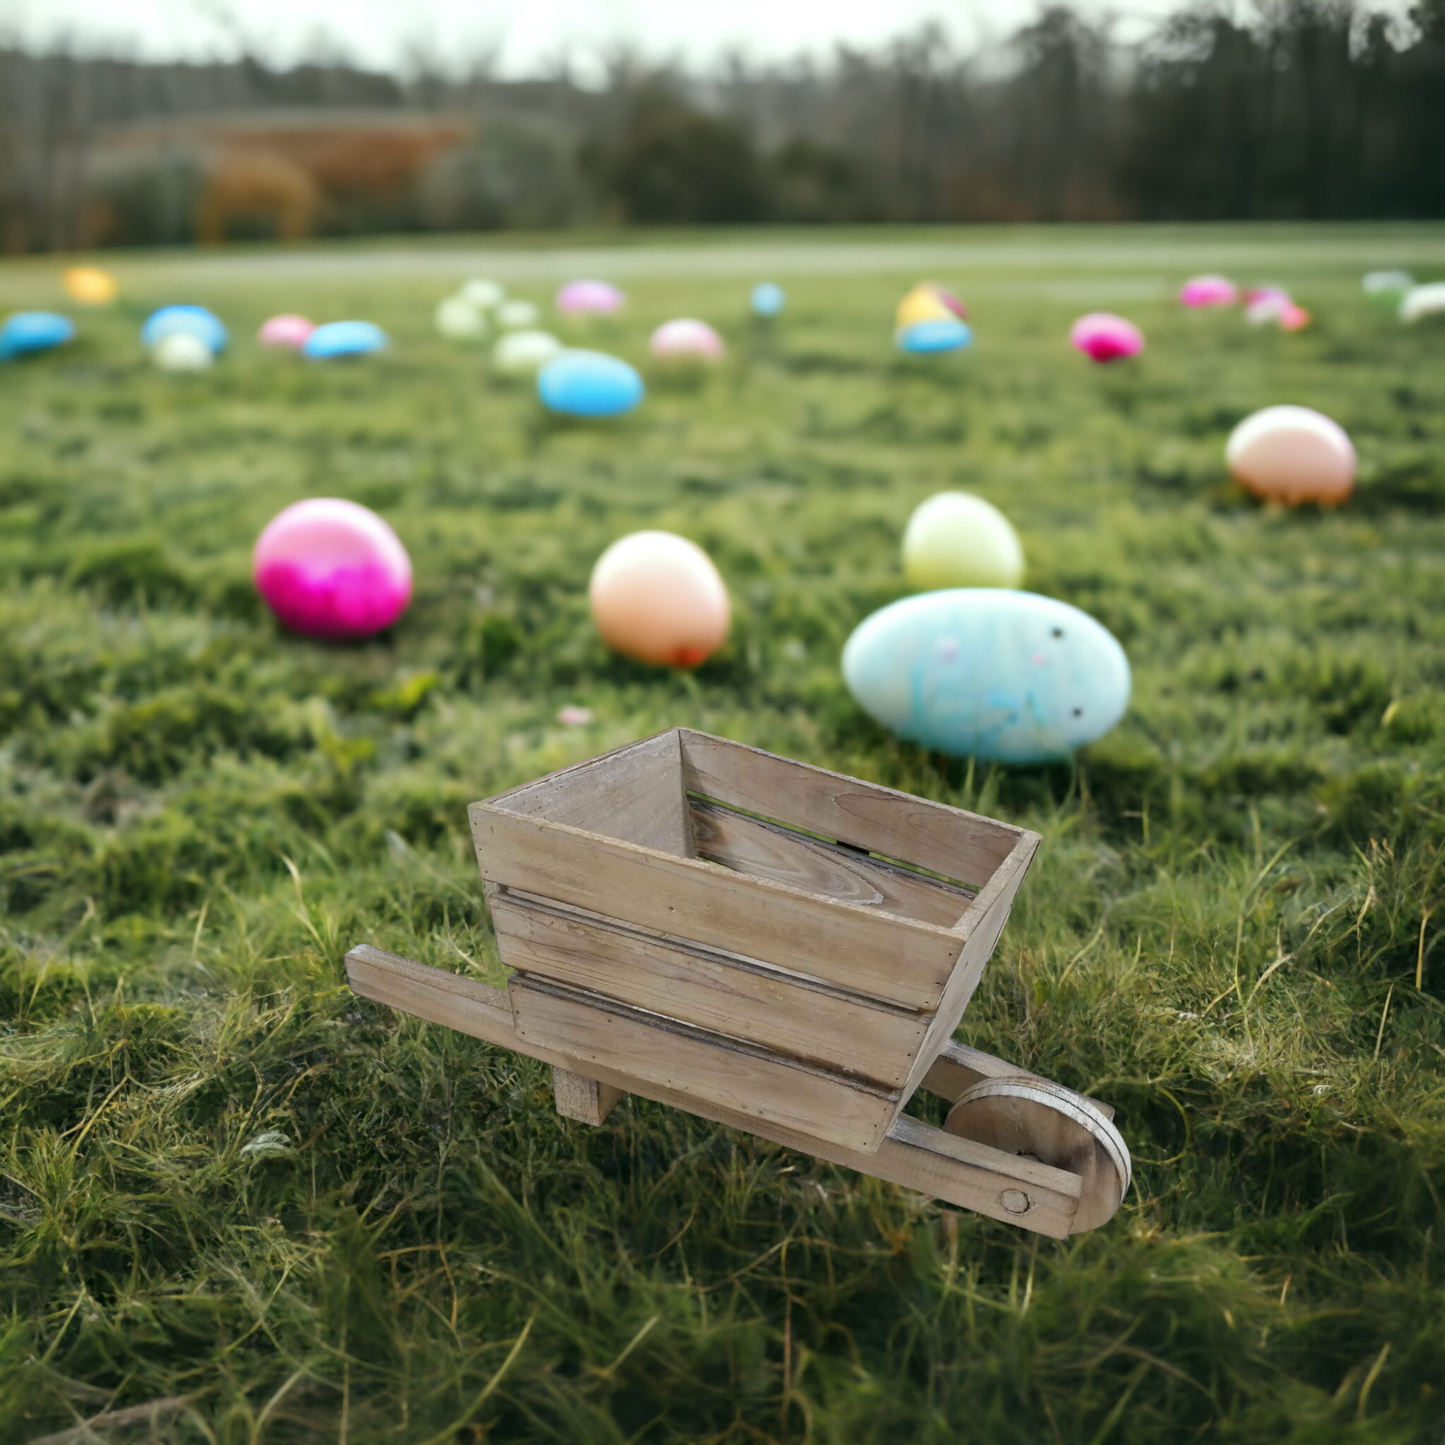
491;729;692;857
489;887;925;1088
345;944;515;1044
552;1066;626;1126
678;729;1021;889
510;974;901;1154
470;803;962;1011
345;945;1088;1236
687;797;973;928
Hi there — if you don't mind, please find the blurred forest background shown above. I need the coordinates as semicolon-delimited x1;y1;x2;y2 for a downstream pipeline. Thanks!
1;0;1443;252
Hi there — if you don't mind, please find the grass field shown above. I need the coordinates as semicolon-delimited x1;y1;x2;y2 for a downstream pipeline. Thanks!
2;225;1445;1444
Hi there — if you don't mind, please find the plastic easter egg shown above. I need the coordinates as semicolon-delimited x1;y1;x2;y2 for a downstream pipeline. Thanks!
589;531;729;668
493;329;565;375
842;590;1131;764
436;294;486;339
1180;276;1237;308
1363;270;1413;303
557;280;624;315
897;318;972;354
751;282;785;316
496;299;539;329
254;498;412;639
1070;313;1143;363
538;350;643;417
462;279;505;309
1245;289;1291;325
1279;304;1311;332
896;284;956;329
258;314;314;348
1400;284;1445;324
142;305;227;354
650;318;725;361
64;267;117;305
153;332;214;371
1226;405;1355;506
303;321;388;360
903;493;1025;592
0;312;75;360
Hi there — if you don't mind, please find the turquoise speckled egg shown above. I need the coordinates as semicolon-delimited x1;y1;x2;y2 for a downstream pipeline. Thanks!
842;590;1130;763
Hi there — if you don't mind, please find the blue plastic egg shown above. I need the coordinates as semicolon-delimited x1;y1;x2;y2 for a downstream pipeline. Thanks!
0;312;75;360
842;590;1131;763
538;350;644;418
141;305;228;354
898;318;972;354
303;321;388;359
752;283;786;317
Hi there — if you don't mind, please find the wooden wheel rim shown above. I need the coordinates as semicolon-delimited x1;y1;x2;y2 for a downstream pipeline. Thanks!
944;1075;1131;1233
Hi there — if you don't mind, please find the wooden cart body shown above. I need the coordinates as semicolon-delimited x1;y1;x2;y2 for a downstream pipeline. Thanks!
348;728;1130;1238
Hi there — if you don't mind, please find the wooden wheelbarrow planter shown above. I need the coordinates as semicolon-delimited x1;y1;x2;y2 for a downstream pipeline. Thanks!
347;728;1131;1238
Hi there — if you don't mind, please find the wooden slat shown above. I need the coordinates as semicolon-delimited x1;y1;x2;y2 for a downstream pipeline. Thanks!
470;803;962;1011
552;1066;625;1126
920;1040;1115;1121
688;798;972;928
678;729;1020;889
510;974;900;1154
345;945;1088;1236
345;944;515;1045
489;887;925;1088
491;729;692;858
894;832;1041;1106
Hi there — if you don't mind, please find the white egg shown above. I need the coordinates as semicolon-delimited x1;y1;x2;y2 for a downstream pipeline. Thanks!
153;331;214;371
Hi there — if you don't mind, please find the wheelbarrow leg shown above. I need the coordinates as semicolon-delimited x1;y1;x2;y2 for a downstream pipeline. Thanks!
552;1066;625;1126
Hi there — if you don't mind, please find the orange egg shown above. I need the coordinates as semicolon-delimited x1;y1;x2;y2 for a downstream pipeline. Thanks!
589;531;730;667
64;266;118;305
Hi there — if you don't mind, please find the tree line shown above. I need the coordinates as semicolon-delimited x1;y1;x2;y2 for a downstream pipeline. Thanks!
1;0;1441;250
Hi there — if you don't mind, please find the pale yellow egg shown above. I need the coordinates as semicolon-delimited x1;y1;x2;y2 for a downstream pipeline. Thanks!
64;266;118;305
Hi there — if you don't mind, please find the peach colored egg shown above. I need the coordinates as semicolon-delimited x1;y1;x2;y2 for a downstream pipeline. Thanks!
1070;312;1143;362
254;498;412;638
650;318;725;360
1226;405;1355;506
259;314;314;348
589;531;729;668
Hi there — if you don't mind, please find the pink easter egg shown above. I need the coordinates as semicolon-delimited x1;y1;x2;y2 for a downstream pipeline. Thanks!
1180;276;1238;307
1070;312;1144;363
258;314;315;348
649;318;726;360
1279;304;1312;332
557;280;624;315
254;498;412;639
1245;289;1291;325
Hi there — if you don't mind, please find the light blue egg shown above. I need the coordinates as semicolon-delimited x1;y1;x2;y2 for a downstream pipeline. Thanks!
538;350;644;418
141;305;228;354
303;321;388;359
842;590;1131;763
898;318;972;354
0;312;75;360
752;282;785;317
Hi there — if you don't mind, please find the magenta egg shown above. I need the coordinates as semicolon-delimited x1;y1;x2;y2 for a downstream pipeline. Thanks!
258;314;314;348
1070;312;1144;363
1180;276;1238;307
254;499;412;639
557;280;624;315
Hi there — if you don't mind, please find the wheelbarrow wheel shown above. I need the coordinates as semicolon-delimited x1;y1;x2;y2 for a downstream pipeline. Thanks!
943;1076;1132;1233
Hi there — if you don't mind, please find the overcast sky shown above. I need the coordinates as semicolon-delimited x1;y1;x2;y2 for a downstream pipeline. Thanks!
2;0;1195;75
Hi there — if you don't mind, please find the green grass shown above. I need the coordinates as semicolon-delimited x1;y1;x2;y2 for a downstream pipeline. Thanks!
2;226;1444;1443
